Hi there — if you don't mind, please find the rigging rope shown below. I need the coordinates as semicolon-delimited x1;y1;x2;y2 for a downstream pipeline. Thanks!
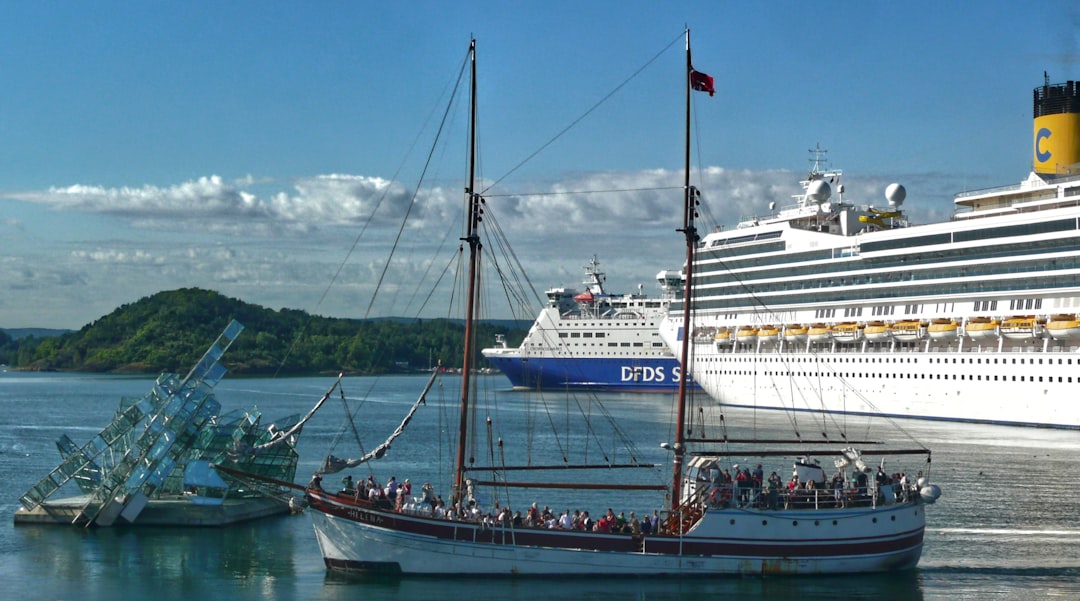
479;31;684;196
364;46;473;319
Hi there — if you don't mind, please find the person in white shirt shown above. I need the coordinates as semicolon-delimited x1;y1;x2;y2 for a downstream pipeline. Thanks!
559;509;574;530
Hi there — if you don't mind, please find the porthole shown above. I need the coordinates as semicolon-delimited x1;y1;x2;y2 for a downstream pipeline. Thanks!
872;517;878;523
792;521;798;526
761;520;768;526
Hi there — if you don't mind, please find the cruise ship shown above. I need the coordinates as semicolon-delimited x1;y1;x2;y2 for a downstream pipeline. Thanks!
659;78;1080;429
483;257;694;391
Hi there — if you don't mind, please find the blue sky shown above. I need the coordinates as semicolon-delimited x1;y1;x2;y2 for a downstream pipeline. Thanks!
1;1;1078;329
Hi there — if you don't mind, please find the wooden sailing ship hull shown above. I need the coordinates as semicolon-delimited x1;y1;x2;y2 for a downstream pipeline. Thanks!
307;490;925;576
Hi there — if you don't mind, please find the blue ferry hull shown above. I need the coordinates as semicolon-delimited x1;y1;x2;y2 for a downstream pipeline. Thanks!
485;355;696;392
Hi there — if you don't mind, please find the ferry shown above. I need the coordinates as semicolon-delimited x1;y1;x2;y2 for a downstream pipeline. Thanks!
482;257;694;391
660;78;1080;429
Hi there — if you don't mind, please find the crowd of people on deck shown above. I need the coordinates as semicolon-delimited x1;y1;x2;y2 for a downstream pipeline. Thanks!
701;462;918;510
316;473;663;535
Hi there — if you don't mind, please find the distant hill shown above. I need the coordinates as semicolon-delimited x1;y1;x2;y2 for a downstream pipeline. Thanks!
0;288;527;375
1;328;73;340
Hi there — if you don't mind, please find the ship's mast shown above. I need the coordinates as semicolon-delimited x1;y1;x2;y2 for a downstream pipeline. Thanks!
454;39;480;503
672;28;698;510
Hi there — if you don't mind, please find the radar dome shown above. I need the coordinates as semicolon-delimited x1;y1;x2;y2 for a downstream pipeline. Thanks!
885;183;906;207
807;179;831;204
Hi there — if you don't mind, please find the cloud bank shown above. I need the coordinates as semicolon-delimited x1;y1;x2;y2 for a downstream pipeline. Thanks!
0;165;968;329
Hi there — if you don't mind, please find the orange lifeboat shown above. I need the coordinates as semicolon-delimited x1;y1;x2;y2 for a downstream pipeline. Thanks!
783;324;808;343
864;321;892;342
831;322;864;344
1001;315;1041;340
891;320;926;342
964;317;1000;340
714;327;733;346
757;324;781;346
735;326;759;344
807;323;832;343
927;318;959;340
1046;314;1080;341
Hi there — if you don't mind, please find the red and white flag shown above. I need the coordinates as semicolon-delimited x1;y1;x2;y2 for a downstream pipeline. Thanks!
690;69;715;96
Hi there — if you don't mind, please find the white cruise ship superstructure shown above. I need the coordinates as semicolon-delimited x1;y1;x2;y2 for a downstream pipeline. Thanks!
659;78;1080;429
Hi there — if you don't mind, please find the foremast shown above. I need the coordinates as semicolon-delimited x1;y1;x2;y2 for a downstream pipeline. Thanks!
454;39;481;504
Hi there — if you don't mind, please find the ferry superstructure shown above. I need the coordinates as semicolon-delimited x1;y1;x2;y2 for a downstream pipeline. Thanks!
483;257;693;391
659;79;1080;429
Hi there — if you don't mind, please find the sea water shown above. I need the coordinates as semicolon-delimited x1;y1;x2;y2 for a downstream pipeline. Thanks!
1;372;1079;600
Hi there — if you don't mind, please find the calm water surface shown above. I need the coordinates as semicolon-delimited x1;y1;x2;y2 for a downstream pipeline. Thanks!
2;372;1079;600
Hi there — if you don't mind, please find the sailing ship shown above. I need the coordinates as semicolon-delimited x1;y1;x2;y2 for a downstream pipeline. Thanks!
481;256;691;392
658;76;1080;429
303;33;941;576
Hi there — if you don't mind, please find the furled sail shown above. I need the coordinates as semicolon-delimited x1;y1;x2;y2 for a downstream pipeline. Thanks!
320;367;440;474
237;374;344;455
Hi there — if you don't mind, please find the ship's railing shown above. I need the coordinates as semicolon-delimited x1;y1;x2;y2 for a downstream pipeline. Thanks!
954;171;1080;201
701;481;920;511
724;339;1080;355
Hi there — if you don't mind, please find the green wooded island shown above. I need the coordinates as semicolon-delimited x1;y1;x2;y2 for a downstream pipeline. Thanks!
0;288;528;375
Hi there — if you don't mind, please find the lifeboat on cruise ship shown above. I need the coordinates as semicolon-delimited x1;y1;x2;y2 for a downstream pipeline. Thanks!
831;322;864;344
891;320;926;342
783;324;808;344
573;291;594;304
735;326;759;344
1046;314;1080;341
927;319;959;340
964;317;1000;340
807;323;832;344
864;321;892;342
757;324;781;346
692;326;717;344
1001;316;1042;340
714;327;733;347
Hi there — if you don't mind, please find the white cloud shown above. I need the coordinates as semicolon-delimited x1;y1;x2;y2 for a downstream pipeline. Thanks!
71;248;166;265
4;174;419;233
0;165;972;329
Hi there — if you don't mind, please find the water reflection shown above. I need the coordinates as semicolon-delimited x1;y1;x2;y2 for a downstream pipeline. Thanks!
11;516;299;599
318;571;925;601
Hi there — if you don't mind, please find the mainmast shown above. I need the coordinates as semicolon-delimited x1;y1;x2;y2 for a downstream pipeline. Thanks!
671;28;698;510
454;39;480;503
